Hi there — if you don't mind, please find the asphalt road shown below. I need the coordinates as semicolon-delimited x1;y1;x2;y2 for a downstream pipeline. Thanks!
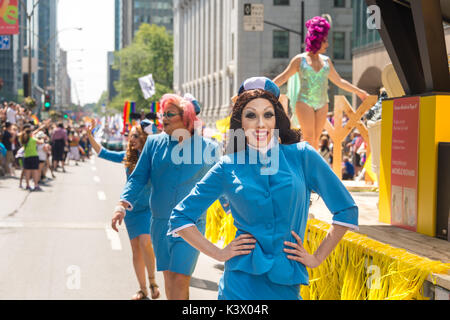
0;155;223;300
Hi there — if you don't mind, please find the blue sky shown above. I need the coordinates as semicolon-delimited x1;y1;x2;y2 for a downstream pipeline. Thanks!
58;0;114;105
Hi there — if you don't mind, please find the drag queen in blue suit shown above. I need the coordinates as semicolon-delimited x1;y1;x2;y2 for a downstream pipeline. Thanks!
168;77;359;300
112;94;219;300
87;120;160;300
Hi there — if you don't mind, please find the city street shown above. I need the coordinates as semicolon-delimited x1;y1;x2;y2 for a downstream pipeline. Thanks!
0;155;223;300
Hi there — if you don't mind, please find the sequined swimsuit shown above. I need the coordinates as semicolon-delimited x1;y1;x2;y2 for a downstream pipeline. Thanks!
298;54;330;111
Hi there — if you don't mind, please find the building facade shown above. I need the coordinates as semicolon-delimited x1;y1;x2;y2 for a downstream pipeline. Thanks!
55;49;71;110
111;0;174;102
119;0;174;49
0;2;26;102
107;51;119;102
351;0;450;98
37;0;58;98
174;0;355;127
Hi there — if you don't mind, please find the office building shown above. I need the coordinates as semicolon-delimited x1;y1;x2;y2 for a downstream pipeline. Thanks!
174;0;355;127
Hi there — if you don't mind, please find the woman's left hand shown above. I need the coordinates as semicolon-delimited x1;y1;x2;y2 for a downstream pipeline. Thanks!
284;231;321;269
357;90;369;102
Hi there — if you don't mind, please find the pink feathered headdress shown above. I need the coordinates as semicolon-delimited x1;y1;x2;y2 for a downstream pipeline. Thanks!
305;16;330;54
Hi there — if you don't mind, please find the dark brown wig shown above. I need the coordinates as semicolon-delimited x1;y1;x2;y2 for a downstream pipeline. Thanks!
124;125;148;174
227;89;301;153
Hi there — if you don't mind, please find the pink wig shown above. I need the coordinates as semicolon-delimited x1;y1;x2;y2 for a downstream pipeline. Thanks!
160;93;199;133
305;16;330;54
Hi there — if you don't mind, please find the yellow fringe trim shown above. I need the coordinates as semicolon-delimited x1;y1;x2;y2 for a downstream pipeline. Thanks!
206;203;450;300
206;200;237;246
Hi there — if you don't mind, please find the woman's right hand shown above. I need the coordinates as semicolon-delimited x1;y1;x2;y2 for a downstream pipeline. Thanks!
111;210;125;232
87;120;96;136
216;234;257;262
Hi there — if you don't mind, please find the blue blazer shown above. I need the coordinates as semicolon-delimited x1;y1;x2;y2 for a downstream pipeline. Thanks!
98;147;151;215
168;142;358;286
120;132;219;220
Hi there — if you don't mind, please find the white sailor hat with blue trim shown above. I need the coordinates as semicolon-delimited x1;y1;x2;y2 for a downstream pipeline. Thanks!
238;77;280;99
183;93;201;115
141;119;157;134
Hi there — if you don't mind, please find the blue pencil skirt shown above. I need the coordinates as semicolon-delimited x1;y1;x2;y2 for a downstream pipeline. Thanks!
218;269;302;300
124;209;151;240
151;217;206;276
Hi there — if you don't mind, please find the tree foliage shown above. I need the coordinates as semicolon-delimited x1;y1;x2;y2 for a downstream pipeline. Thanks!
109;23;173;113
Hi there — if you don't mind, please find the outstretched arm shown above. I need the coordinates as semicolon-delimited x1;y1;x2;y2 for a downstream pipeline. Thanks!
86;121;102;154
328;59;368;101
273;55;301;88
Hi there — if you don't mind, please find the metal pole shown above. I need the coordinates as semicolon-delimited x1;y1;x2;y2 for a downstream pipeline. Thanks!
301;1;305;50
263;20;302;36
43;46;47;93
28;15;32;98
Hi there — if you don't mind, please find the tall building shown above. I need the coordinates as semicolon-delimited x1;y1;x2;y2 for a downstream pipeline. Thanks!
107;51;119;102
119;0;174;49
0;2;26;102
115;0;123;51
351;0;450;97
55;49;71;109
110;0;174;102
174;0;355;127
37;0;58;98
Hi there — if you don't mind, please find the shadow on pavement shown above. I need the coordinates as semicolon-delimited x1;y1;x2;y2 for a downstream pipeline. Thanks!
190;277;218;292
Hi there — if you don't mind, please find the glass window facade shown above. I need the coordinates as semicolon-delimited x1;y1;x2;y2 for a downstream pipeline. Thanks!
133;0;173;35
352;0;381;50
273;30;289;58
333;32;345;60
334;0;346;8
274;0;290;5
0;4;25;101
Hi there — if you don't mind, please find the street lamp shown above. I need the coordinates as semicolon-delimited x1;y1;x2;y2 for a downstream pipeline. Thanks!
21;20;82;97
40;28;83;93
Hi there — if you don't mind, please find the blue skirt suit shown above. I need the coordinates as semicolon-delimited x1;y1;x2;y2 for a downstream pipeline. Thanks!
168;142;359;300
120;133;219;276
98;148;152;240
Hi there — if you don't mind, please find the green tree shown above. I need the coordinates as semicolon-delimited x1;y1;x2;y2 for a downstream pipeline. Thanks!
112;23;173;113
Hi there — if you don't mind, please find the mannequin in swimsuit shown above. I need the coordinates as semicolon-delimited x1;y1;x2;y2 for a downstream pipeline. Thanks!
274;16;369;150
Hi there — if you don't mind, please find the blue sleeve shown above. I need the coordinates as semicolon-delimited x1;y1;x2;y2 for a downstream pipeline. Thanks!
168;160;225;236
0;143;6;157
301;143;359;230
120;137;152;209
98;148;126;163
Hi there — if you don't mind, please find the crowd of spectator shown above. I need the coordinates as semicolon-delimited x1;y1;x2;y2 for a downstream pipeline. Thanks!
0;100;92;191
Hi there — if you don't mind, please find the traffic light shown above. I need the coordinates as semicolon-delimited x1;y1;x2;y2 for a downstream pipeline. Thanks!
44;94;51;109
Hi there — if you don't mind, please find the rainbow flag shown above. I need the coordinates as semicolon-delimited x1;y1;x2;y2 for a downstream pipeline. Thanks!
123;101;130;134
150;101;161;126
31;114;39;126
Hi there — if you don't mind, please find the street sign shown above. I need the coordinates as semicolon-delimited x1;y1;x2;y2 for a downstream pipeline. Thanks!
243;3;264;32
0;35;10;50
